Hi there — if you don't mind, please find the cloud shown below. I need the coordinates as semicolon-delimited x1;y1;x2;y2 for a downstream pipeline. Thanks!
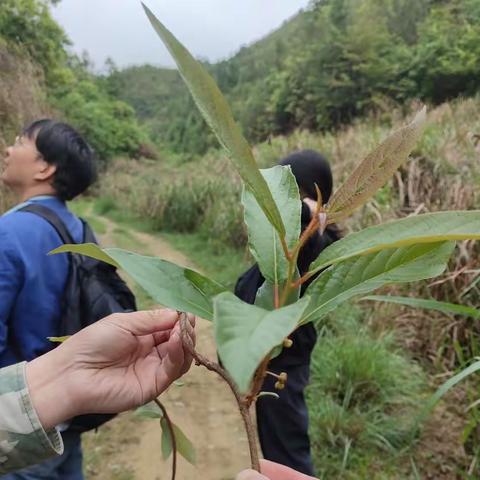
51;0;310;69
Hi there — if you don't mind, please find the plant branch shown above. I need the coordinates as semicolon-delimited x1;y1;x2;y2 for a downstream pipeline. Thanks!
274;284;280;309
291;270;316;290
154;399;177;480
248;356;271;406
280;235;292;261
178;312;261;471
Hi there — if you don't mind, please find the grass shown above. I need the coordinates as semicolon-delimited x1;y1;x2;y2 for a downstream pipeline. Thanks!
69;197;107;235
161;231;249;289
307;304;427;478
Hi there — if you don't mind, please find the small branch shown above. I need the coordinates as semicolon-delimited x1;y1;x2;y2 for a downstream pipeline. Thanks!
178;312;261;471
274;284;280;309
248;356;271;407
291;270;315;290
154;399;177;480
280;193;328;304
280;236;292;261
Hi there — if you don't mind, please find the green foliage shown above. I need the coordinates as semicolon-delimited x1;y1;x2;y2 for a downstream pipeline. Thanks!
413;0;480;102
303;242;455;325
309;211;480;275
0;0;68;80
135;402;196;465
52;76;147;160
363;295;480;319
307;310;426;476
99;157;247;250
242;166;301;283
51;244;226;320
161;418;196;465
414;360;480;437
108;0;480;157
213;293;310;393
0;0;149;161
326;107;426;224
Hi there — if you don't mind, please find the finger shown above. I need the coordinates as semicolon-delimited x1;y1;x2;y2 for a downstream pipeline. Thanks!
260;460;317;479
236;470;269;480
169;322;195;375
155;330;186;390
106;309;178;336
187;313;196;328
152;330;172;346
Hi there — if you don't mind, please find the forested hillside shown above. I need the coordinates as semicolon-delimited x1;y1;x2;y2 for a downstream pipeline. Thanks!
0;0;149;163
106;0;480;157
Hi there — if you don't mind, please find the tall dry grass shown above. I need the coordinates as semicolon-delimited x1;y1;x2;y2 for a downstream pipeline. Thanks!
0;40;48;214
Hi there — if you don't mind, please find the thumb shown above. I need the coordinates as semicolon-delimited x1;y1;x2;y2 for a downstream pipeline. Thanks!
260;460;317;479
236;469;269;480
105;309;178;336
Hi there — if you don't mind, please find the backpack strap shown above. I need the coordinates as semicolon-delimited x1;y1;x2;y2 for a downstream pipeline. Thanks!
80;218;97;244
18;204;75;245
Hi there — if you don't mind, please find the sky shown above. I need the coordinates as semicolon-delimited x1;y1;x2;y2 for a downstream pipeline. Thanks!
51;1;311;70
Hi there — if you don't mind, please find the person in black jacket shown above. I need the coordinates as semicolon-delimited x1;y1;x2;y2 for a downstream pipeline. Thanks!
235;150;341;476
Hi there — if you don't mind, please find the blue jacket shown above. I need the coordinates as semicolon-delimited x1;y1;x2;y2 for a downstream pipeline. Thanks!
0;196;83;366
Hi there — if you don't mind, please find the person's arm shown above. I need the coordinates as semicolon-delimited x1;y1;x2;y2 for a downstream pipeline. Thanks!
0;309;195;474
0;361;63;474
0;227;24;354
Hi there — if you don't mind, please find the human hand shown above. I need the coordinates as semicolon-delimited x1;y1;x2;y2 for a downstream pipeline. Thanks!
26;309;195;430
236;460;317;479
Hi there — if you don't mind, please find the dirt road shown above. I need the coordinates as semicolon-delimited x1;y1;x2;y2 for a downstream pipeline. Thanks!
83;214;250;480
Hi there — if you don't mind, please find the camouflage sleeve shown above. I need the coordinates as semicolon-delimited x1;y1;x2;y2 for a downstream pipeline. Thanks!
0;362;64;474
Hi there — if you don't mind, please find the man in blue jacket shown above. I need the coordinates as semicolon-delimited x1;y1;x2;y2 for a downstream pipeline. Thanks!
0;119;96;479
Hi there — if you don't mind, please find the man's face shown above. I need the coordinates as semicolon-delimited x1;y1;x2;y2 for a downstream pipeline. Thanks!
1;134;44;191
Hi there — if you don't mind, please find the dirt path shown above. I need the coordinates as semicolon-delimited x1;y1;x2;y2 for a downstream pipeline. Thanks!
83;213;250;480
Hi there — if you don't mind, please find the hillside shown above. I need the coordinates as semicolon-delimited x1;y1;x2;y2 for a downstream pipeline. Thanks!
106;0;480;157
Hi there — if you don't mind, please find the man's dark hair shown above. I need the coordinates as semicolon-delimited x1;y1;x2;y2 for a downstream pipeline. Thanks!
279;149;333;204
22;119;97;201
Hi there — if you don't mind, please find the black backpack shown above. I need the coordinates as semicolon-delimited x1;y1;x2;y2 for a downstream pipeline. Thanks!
20;204;137;432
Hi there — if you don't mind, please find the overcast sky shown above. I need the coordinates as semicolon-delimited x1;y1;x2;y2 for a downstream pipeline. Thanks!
51;1;310;70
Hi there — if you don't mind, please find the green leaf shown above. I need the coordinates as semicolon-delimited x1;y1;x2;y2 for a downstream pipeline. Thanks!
160;418;172;460
135;402;162;419
51;244;225;320
254;281;275;310
255;278;300;311
362;295;480;319
242;166;301;283
50;243;119;267
309;211;480;276
173;422;196;465
412;360;480;432
160;418;196;465
47;336;70;343
303;242;455;325
142;4;285;238
326;107;427;223
214;292;310;393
